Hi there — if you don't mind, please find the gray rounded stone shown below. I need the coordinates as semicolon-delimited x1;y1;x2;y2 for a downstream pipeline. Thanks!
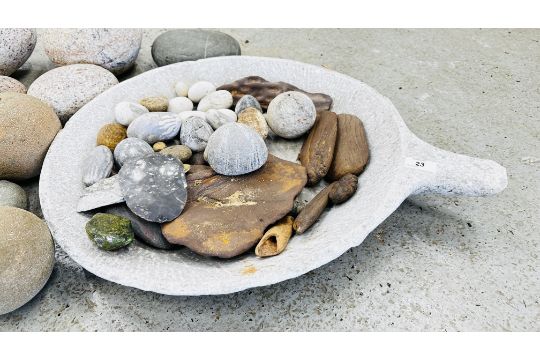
266;91;316;139
27;64;118;124
42;29;142;75
0;207;54;315
205;122;268;176
113;137;154;167
127;112;181;144
151;29;241;67
235;94;262;114
118;154;188;223
0;76;26;93
0;28;36;76
179;112;214;151
0;180;27;209
81;145;114;186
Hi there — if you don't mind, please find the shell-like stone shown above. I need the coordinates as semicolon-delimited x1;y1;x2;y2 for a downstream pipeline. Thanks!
160;144;192;162
113;137;154;167
266;91;316;139
205;123;268;176
114;101;149;126
206;109;237;129
118;153;188;223
179;112;214;152
168;96;193;113
196;90;233;111
174;81;189;97
77;175;125;212
139;96;168;112
127;112;181;144
237;107;269;139
82;145;114;186
187;81;216;103
235;94;262;114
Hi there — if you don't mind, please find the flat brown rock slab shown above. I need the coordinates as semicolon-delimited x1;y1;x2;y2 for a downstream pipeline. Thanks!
162;155;307;258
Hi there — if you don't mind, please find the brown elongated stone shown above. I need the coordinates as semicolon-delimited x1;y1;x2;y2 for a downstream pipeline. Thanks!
326;114;369;181
217;76;333;112
328;173;358;204
162;155;307;258
255;216;294;257
293;184;334;234
298;111;338;186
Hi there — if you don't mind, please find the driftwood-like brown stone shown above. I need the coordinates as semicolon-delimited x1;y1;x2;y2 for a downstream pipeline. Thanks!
298;111;338;186
217;76;333;112
255;216;294;257
326;114;369;181
162;155;307;258
328;173;358;204
189;152;207;165
293;184;333;234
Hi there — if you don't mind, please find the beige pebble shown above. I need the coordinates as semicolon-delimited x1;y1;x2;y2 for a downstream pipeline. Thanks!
139;96;168;112
160;144;192;162
153;142;167;151
237;107;269;139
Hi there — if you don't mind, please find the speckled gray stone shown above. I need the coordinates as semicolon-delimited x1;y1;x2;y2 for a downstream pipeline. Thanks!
235;94;262;114
205;108;237;129
113;138;154;167
81;146;113;187
118;154;187;223
179;112;214;151
266;91;317;139
0;28;36;76
151;29;241;67
0;180;27;209
42;29;142;75
0;76;26;93
127;112;181;144
205;122;268;176
77;175;124;212
0;207;54;315
27;64;118;124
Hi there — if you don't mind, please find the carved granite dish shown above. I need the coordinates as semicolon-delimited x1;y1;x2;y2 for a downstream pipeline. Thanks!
40;56;507;296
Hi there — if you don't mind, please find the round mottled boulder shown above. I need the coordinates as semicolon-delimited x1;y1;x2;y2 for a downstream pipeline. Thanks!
0;28;36;76
151;29;241;67
0;76;26;93
0;92;61;180
0;207;55;315
42;28;142;75
0;180;27;209
28;64;118;124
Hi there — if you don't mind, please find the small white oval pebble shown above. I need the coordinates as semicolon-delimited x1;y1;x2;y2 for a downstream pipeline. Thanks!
114;101;149;126
114;138;154;167
174;81;189;97
196;90;233;112
266;91;316;139
187;81;216;103
205;109;237;129
168;97;194;113
178;110;207;122
82;145;114;186
127;112;181;144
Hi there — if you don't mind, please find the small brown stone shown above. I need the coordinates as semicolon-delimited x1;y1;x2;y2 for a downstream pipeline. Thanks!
139;96;168;112
189;152;207;165
217;76;333;112
237;107;269;138
255;216;294;257
328;173;358;204
186;165;215;181
298;111;338;186
326;114;369;181
160;144;192;162
96;123;127;151
152;141;166;151
293;184;333;234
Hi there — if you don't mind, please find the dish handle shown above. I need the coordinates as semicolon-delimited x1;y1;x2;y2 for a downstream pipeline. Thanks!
404;134;508;196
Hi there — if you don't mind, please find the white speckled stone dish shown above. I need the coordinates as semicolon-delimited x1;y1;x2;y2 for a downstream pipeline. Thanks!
40;56;508;296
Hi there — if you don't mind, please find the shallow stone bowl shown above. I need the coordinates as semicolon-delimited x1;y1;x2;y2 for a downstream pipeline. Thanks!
40;56;507;295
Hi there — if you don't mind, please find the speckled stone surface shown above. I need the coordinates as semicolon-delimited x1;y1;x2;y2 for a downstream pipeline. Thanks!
1;29;538;331
0;28;36;76
27;64;118;124
0;76;26;93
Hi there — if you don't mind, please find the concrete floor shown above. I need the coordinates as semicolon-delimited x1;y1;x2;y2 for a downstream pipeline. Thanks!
0;29;538;331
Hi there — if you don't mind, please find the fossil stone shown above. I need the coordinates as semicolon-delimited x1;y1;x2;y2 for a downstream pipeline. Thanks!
160;144;192;162
205;108;237;129
114;101;149;126
139;96;168;112
118;153;187;223
85;213;134;251
82;145;114;186
127;112;181;144
113;137;154;167
293;184;333;234
298;111;338;185
255;216;294;257
266;91;317;139
187;81;216;103
179;112;214;151
174;81;189;97
237;107;269;139
217;75;333;112
106;204;176;250
328;173;359;204
96;123;127;151
168;96;194;113
196;90;233;111
205;122;268;176
77;175;125;212
326;114;369;181
235;94;262;114
162;155;307;258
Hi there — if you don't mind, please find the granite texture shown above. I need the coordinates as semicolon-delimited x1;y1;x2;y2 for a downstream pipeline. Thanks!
0;29;538;331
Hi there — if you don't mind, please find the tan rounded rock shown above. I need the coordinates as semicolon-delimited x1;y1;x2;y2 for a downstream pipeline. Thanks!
0;92;61;180
0;207;55;315
152;141;167;151
0;76;26;93
160;144;192;162
237;107;269;138
139;96;168;112
97;123;127;151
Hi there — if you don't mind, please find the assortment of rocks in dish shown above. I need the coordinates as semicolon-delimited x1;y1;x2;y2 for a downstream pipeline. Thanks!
27;64;118;124
78;75;368;260
0;75;26;93
0;28;36;76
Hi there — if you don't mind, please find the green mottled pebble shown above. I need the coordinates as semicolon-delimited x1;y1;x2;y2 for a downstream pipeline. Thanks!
85;213;134;251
